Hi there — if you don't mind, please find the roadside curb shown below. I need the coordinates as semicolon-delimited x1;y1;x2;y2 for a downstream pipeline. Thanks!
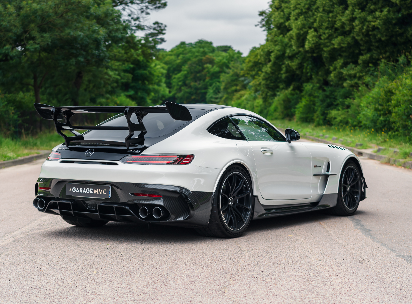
302;134;412;170
0;151;50;170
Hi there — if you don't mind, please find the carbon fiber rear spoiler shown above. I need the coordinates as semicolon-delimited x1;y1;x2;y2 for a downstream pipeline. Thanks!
34;102;192;149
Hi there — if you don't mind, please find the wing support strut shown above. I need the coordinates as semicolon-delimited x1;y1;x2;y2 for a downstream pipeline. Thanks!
34;102;192;149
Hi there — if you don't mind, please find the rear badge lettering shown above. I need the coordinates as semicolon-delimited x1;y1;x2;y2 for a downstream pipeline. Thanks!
66;183;110;198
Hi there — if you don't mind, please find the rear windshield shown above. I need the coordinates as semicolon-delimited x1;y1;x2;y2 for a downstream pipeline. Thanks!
83;106;219;147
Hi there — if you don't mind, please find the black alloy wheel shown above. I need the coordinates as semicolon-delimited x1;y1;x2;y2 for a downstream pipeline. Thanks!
327;161;362;216
196;165;254;238
341;164;361;210
219;171;253;232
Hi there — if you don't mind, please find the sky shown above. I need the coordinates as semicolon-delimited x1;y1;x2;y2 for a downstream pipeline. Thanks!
146;0;270;55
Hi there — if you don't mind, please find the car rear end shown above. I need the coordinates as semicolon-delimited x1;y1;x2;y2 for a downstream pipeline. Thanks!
33;104;229;227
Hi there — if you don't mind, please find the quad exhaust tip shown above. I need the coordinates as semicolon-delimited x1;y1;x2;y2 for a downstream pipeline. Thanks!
152;207;164;219
33;198;46;211
139;206;149;219
33;198;38;209
138;205;165;220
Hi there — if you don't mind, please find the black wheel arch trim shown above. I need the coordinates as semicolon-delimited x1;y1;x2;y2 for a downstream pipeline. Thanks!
341;156;367;201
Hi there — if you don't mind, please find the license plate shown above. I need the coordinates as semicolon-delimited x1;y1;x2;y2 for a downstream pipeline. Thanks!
66;183;111;199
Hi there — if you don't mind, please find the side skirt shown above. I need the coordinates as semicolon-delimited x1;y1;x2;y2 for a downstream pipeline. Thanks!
253;193;338;220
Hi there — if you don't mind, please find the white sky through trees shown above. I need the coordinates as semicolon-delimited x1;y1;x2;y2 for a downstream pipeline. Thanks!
146;0;270;55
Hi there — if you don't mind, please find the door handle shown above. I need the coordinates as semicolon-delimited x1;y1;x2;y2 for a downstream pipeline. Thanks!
261;148;273;155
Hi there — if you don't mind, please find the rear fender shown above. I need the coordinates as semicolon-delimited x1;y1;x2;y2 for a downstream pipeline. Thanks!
212;160;255;195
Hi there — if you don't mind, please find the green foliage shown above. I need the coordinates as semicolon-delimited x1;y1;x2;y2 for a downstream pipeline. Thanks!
0;0;129;104
269;89;301;120
324;59;412;138
2;0;412;150
254;0;412;93
234;0;412;141
357;61;412;138
0;0;167;138
158;40;244;104
114;35;168;106
230;90;264;116
0;91;34;137
113;0;167;41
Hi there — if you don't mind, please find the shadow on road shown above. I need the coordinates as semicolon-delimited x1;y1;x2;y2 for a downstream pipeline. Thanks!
43;210;362;243
247;210;335;234
44;222;204;244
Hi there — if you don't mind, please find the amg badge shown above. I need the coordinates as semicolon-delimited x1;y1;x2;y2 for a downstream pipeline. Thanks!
85;149;94;157
66;183;111;198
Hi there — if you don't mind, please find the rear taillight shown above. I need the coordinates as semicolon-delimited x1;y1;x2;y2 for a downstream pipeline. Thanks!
47;151;61;161
121;155;194;165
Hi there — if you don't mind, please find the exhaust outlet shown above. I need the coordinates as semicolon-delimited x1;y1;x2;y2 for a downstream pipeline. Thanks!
37;198;46;211
139;206;149;219
33;198;39;209
152;207;164;219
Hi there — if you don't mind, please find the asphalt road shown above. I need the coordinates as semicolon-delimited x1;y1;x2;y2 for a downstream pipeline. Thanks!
1;154;412;303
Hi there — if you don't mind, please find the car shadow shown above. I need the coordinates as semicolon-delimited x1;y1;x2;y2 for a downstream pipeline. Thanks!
247;210;334;234
44;210;367;243
44;222;205;244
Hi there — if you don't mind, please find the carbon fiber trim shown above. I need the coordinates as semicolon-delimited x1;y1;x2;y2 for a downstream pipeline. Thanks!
35;178;213;226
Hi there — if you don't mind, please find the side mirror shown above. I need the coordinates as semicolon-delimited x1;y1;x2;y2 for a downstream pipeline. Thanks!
285;128;300;143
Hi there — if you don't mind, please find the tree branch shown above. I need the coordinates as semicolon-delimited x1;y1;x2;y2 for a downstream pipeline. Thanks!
39;72;49;89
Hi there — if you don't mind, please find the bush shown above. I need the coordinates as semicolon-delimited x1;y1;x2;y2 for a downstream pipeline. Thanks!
295;84;352;126
230;90;265;116
268;89;300;120
0;92;34;138
357;60;412;139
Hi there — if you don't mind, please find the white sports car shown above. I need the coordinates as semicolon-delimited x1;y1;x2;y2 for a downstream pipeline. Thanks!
34;102;367;238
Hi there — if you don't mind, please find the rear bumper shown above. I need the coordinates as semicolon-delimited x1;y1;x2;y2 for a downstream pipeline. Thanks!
34;178;213;227
39;160;220;193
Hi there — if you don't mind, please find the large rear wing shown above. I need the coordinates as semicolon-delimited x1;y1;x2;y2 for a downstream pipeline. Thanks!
34;102;192;149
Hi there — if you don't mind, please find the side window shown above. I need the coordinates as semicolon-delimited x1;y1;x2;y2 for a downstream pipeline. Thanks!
231;116;285;142
208;117;245;140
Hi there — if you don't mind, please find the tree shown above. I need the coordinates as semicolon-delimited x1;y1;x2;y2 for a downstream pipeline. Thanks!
252;0;412;101
159;40;243;104
112;0;167;43
0;0;128;105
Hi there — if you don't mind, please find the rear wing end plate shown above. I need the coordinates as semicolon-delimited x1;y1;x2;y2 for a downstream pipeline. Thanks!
34;102;192;149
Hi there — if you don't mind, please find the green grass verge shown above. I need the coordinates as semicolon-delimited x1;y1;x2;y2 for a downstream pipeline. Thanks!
270;119;412;161
0;132;63;162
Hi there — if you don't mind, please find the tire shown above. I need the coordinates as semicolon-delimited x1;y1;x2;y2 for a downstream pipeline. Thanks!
327;161;362;216
196;165;254;238
61;215;108;228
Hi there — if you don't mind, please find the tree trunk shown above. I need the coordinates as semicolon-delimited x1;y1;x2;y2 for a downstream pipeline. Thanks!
33;71;48;103
33;73;42;132
72;71;83;107
33;73;41;104
33;71;48;132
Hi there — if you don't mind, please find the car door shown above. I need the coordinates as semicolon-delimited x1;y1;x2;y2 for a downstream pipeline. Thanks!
230;115;313;205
